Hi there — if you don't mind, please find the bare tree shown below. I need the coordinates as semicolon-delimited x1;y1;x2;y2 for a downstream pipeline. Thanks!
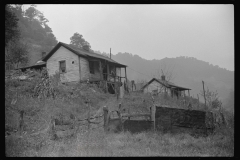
153;63;176;95
200;87;222;110
157;62;176;82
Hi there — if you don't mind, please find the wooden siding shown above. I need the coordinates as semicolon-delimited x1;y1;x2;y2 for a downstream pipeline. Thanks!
79;57;90;81
46;46;80;82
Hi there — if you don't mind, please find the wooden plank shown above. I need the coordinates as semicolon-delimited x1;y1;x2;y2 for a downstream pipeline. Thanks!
121;113;151;118
103;106;109;132
155;106;207;130
151;105;156;131
78;56;81;81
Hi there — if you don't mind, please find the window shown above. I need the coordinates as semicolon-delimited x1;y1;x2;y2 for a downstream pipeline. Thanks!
89;61;94;74
59;60;66;73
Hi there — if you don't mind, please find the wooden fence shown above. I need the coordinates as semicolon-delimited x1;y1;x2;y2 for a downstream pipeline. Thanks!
103;104;215;135
155;106;214;135
47;101;215;139
12;102;215;140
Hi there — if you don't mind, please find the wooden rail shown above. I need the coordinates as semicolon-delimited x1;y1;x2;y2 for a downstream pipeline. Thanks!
103;103;156;132
121;113;151;118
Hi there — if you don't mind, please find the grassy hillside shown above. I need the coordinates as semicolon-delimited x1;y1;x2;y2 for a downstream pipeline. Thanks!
5;70;234;157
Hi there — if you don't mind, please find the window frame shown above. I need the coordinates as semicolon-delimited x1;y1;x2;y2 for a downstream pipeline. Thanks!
59;60;66;73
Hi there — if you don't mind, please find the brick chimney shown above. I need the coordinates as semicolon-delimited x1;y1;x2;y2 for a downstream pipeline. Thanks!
42;52;46;58
82;45;90;51
161;75;165;81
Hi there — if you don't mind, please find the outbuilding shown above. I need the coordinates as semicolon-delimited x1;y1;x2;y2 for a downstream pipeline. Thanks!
141;76;191;98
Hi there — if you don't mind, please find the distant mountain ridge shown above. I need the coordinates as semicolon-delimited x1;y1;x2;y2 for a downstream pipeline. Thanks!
110;52;234;109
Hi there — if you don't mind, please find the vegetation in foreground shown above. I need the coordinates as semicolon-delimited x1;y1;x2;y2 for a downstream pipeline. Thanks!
5;70;234;157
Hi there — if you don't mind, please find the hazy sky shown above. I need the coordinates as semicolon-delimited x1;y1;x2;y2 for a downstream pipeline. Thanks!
23;4;234;71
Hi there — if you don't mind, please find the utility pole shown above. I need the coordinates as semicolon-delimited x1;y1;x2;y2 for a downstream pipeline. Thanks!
202;81;207;109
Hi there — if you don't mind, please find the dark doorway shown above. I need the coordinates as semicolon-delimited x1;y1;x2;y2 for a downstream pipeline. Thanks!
107;83;115;94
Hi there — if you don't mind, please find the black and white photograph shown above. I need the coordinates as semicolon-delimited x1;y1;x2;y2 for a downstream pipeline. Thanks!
5;4;234;157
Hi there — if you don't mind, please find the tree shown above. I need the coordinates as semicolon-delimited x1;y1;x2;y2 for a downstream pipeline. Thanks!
5;5;20;46
200;88;222;110
200;87;226;127
70;32;91;48
25;6;48;24
5;40;29;68
157;62;175;82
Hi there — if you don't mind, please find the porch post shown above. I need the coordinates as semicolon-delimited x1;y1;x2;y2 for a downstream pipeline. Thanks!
99;61;103;81
125;67;128;85
125;67;128;93
107;63;109;81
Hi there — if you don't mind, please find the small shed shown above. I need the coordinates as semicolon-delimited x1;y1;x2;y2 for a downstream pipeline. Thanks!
141;76;191;98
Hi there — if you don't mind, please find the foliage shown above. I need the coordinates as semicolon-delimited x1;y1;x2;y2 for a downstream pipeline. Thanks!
200;88;222;110
70;32;91;49
5;4;20;46
94;50;110;58
10;5;58;51
224;89;234;113
5;40;29;68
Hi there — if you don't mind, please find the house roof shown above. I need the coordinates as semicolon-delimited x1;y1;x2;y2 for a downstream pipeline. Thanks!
17;61;46;71
42;42;127;67
141;78;191;91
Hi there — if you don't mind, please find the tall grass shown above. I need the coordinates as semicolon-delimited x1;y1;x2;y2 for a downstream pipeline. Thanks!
7;125;232;157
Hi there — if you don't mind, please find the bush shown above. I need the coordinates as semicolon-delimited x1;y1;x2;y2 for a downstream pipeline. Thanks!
5;79;21;88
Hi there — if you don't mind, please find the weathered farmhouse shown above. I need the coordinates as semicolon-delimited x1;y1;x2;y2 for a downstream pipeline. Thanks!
18;42;128;93
141;76;191;98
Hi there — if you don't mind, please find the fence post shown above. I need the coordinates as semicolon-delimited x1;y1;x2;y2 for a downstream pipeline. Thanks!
151;105;156;131
103;106;109;132
19;110;24;136
86;100;91;156
197;94;200;107
202;81;207;110
118;103;123;131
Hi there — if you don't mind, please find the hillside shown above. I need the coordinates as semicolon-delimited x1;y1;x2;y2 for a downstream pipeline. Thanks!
5;70;234;156
111;53;234;110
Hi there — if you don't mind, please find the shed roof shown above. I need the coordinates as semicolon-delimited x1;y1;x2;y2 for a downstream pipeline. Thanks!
141;78;191;91
42;42;127;67
17;61;46;71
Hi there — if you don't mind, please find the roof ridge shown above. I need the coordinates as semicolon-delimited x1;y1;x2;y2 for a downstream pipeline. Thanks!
60;42;122;63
